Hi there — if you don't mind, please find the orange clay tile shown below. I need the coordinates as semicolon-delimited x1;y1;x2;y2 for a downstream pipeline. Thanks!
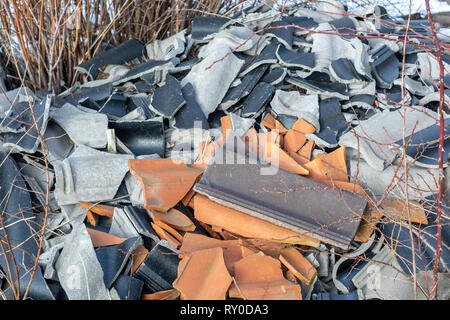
242;239;284;259
173;247;232;300
86;228;127;247
85;210;98;226
261;113;277;129
187;196;195;209
151;208;196;232
279;247;317;285
198;221;222;240
131;245;149;275
354;205;383;243
128;158;203;212
141;289;180;300
295;140;315;164
151;222;182;249
243;127;258;153
303;147;349;183
228;252;302;300
181;188;196;207
263;142;309;175
292;118;316;134
283;129;307;154
380;200;428;224
79;202;114;218
193;139;223;171
221;115;232;141
153;220;184;242
179;233;258;275
194;195;320;246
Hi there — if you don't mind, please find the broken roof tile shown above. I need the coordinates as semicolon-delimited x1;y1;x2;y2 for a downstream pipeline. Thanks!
151;208;196;232
229;251;302;300
149;75;186;118
173;247;232;300
128;158;203;212
279;247;317;285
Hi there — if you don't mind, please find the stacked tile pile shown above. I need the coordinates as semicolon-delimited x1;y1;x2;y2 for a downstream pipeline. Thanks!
0;0;448;300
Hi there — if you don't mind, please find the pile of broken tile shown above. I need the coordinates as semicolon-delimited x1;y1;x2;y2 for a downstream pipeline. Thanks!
0;0;449;300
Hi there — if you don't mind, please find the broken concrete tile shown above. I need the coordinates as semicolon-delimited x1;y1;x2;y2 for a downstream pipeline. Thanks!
270;90;320;130
99;90;127;118
151;208;196;232
146;30;186;60
181;48;244;117
75;39;144;80
220;64;268;110
109;118;165;157
279;247;317;285
0;152;54;300
134;240;179;292
370;45;399;89
348;158;440;200
307;98;347;148
393;76;434;96
87;228;127;247
173;247;232;300
393;117;449;169
128;158;203;212
50;103;108;148
239;41;279;77
191;16;230;41
276;45;315;70
241;82;275;118
149;75;185;118
112;275;144;300
172;83;209;130
42;120;74;165
339;107;438;171
114;58;178;85
194;133;367;249
380;200;428;225
96;236;143;288
2;95;51;154
264;19;294;50
108;207;140;239
54;145;133;205
194;194;320;246
342;94;376;110
287;75;349;100
55;223;111;300
330;58;368;84
229;251;302;300
261;66;287;85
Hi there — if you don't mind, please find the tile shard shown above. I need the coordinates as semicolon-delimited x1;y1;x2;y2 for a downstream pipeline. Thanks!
193;133;367;250
149;75;186;118
55;223;111;300
229;251;302;300
128;158;203;212
173;247;232;300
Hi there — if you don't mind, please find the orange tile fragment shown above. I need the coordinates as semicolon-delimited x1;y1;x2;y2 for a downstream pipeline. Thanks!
303;147;349;183
283;129;307;154
380;200;428;224
263;142;309;175
131;245;149;275
354;205;383;243
229;252;302;300
173;247;232;300
85;210;99;226
151;222;182;249
221;115;232;141
194;195;320;246
179;233;258;275
198;221;222;240
295;140;315;164
86;228;127;247
279;247;317;285
193;139;223;170
181;188;196;207
151;208;195;232
261;113;277;129
79;202;114;218
141;289;180;300
128;158;203;212
291;118;316;134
